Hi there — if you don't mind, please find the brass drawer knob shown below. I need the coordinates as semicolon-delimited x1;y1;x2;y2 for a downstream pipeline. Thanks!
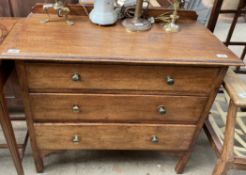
72;105;80;113
166;76;174;85
72;73;80;81
151;135;159;144
158;106;166;115
72;135;80;144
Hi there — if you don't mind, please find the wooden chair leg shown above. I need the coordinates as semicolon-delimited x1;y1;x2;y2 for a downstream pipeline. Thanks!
0;93;24;175
213;159;231;175
212;100;237;175
207;0;224;32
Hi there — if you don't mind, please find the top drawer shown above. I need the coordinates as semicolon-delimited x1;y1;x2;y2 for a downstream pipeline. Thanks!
25;63;220;95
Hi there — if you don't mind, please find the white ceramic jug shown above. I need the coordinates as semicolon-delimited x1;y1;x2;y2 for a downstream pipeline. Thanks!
89;0;119;25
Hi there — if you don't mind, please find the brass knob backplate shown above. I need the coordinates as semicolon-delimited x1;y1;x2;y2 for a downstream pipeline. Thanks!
158;106;166;115
72;135;80;144
166;75;174;85
72;73;80;81
151;135;159;144
72;105;80;113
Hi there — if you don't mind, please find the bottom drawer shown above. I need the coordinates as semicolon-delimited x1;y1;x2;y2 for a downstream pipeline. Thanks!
34;123;196;151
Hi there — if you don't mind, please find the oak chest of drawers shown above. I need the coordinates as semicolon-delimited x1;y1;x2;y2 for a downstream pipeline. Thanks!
0;14;243;174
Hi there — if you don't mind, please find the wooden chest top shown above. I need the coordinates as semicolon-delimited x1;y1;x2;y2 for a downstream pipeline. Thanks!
0;14;243;66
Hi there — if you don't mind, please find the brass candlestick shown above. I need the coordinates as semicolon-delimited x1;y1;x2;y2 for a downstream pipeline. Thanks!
122;0;151;32
163;0;180;32
41;0;74;25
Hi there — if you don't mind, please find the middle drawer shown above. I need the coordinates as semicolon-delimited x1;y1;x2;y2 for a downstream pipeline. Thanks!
30;93;207;124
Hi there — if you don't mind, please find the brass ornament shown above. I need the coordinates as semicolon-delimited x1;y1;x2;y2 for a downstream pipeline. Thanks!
163;0;181;33
41;0;74;25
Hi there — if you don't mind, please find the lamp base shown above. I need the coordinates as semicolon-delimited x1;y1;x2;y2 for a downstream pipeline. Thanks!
163;22;180;33
122;18;152;32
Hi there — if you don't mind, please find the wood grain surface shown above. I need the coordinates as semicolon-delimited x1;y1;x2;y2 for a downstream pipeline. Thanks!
0;0;12;17
26;63;220;95
0;1;79;17
0;18;24;112
10;10;243;173
224;69;246;107
30;93;207;124
34;123;196;151
31;3;198;20
0;14;243;66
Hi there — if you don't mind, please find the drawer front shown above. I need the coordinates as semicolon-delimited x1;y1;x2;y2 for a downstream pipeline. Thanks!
30;93;207;124
34;123;196;151
26;63;219;95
